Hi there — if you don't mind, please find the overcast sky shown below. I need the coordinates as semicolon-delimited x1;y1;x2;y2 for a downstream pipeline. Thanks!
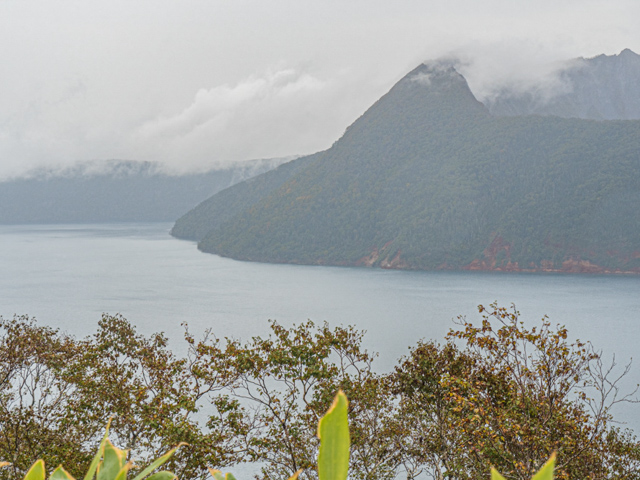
1;0;639;178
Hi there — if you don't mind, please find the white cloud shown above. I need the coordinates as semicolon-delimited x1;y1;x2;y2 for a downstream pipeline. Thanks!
130;68;343;173
0;0;638;179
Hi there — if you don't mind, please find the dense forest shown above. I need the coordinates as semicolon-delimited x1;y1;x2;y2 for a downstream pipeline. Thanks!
172;63;640;273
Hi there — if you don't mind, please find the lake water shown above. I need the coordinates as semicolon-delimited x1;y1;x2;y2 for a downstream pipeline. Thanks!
1;222;640;431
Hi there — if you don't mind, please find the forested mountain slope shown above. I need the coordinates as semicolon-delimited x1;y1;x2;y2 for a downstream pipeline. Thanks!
173;63;640;273
171;154;318;240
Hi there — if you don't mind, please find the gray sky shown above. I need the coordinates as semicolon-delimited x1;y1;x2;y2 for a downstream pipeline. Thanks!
1;0;639;178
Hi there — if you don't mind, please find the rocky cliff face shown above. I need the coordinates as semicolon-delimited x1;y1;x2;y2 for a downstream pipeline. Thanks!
487;49;640;120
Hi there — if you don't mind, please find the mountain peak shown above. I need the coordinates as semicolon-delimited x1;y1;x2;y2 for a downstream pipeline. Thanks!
487;48;640;120
380;61;488;120
617;48;640;64
585;48;640;66
332;61;487;152
406;62;462;81
173;55;640;274
400;61;471;93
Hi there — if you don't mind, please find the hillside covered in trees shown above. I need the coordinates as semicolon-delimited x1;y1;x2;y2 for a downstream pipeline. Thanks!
172;61;640;274
0;159;285;224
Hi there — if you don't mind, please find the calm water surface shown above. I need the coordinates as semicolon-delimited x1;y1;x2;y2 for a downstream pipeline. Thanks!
1;223;640;429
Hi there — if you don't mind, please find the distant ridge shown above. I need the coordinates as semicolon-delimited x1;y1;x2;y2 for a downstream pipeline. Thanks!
173;55;640;274
0;158;286;224
487;49;640;120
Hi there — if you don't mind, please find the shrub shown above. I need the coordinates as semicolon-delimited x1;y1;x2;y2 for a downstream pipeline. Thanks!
3;391;558;480
0;420;182;480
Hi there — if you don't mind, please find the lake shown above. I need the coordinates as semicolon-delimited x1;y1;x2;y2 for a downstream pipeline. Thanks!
1;222;640;431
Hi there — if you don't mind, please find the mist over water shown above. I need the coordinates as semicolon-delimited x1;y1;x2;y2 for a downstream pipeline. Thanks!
2;223;640;431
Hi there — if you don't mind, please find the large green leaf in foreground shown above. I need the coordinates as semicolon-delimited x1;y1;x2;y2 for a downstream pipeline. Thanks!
317;391;350;480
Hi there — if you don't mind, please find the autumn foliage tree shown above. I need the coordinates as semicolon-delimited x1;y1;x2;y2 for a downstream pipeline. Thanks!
0;315;242;480
393;303;640;480
199;320;399;480
1;305;639;480
0;316;87;478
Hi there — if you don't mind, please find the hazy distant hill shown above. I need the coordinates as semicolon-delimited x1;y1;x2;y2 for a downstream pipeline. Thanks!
173;61;640;274
487;49;640;120
0;159;285;224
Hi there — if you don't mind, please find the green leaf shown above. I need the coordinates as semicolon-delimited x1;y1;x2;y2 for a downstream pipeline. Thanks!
145;472;176;480
532;454;556;480
288;470;302;480
207;469;225;480
317;390;349;480
97;440;128;480
25;460;46;480
130;443;186;480
491;467;507;480
491;454;555;480
208;468;239;480
50;466;76;480
84;420;112;480
113;463;134;480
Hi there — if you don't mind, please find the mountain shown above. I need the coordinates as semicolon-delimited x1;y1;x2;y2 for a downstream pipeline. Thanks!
171;154;318;241
487;49;640;120
0;159;286;224
172;61;640;274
